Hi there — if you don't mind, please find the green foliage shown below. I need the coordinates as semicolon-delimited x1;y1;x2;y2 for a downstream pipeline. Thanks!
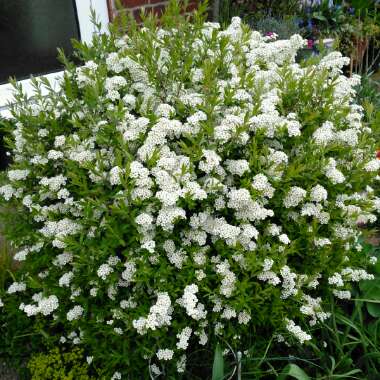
0;1;379;378
302;0;348;38
360;244;380;317
278;364;310;380
218;0;300;25
211;344;224;380
356;74;380;110
231;242;380;379
356;74;380;233
0;301;41;379
0;237;14;291
0;230;43;378
250;16;303;40
28;347;93;380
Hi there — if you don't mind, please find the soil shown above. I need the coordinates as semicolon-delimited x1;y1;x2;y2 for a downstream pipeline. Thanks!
0;362;19;380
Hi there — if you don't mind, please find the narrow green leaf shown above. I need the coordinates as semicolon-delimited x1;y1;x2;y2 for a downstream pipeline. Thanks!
278;364;310;380
212;344;224;380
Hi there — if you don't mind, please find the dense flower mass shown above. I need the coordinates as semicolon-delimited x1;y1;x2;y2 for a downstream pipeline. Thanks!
1;6;379;377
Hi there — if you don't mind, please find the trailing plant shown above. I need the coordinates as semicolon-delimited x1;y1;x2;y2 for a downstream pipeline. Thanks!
0;1;379;378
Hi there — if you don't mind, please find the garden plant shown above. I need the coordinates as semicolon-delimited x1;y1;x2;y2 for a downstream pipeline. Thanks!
0;1;380;378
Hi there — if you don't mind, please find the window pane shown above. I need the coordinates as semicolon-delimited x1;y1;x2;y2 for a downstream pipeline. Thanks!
0;0;80;84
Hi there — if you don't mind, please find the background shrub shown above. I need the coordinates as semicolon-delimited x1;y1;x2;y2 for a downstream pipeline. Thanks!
249;16;303;40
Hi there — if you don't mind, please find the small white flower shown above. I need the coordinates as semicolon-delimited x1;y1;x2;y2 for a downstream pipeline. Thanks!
238;311;251;325
286;319;311;344
156;349;174;361
8;169;30;181
67;305;84;321
283;187;306;208
109;166;124;186
97;263;114;280
7;282;26;294
279;234;290;245
111;371;122;380
54;135;66;147
364;159;380;172
59;272;74;287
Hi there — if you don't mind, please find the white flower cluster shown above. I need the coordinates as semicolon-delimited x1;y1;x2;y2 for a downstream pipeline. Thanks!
176;327;192;350
156;349;174;361
283;187;307;208
20;294;59;317
286;319;312;344
67;305;84;321
325;158;345;184
7;282;26;294
300;295;331;326
133;292;173;334
177;284;207;321
8;169;30;181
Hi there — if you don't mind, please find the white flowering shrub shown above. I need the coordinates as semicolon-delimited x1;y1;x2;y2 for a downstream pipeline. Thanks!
1;3;380;377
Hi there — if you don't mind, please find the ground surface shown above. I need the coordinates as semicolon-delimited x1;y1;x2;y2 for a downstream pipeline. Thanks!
0;362;18;380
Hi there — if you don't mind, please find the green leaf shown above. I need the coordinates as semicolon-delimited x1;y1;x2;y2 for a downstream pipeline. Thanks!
367;302;380;318
359;283;380;317
39;329;51;341
312;14;328;22
27;275;42;289
212;344;224;380
278;364;310;380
